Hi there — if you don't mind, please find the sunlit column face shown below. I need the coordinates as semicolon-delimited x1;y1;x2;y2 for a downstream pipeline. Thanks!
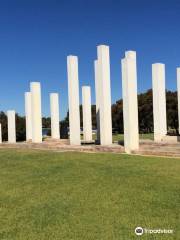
121;51;139;153
97;45;112;145
30;82;42;143
67;55;81;145
152;63;167;142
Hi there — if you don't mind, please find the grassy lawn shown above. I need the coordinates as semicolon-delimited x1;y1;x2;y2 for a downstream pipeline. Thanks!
0;149;179;239
112;133;154;142
90;133;154;142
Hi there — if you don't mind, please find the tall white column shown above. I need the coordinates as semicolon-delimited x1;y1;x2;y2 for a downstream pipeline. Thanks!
82;86;92;141
67;55;81;145
121;51;139;153
25;92;32;141
50;93;60;139
7;110;16;143
94;60;100;143
177;68;180;133
152;63;167;142
30;82;42;143
97;45;112;145
0;123;2;143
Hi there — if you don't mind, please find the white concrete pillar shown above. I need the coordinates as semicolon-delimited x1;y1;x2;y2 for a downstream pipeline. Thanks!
67;55;81;145
50;93;60;139
30;82;42;143
121;51;139;153
177;68;180;133
0;123;2;143
25;92;32;141
82;86;92;141
152;63;167;141
97;45;112;145
7;110;16;143
94;60;100;143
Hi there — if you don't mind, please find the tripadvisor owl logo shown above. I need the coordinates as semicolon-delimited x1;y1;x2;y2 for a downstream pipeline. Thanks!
135;227;144;236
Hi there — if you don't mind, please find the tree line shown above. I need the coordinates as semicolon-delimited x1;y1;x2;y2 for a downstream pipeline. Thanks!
0;89;178;141
112;89;178;134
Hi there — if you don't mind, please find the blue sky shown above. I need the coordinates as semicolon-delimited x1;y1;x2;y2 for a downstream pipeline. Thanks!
0;0;180;119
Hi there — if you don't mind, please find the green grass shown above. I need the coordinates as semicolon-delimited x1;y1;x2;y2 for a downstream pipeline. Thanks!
91;133;154;142
0;149;179;239
112;133;154;142
139;133;154;140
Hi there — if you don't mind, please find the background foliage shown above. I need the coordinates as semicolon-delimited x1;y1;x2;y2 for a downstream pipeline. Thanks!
0;89;178;141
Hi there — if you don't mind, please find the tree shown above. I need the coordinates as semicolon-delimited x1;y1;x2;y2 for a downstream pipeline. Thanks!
0;112;26;141
0;89;179;141
0;111;8;141
166;91;178;133
15;114;26;141
138;89;153;133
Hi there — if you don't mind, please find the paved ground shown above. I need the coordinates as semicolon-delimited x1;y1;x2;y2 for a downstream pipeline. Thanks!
133;140;180;157
1;139;180;157
0;139;125;153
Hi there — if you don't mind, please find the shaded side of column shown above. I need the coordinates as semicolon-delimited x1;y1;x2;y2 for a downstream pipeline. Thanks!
0;123;2;143
94;60;101;143
50;93;60;139
7;110;16;143
82;86;92;141
177;68;180;134
25;92;32;141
